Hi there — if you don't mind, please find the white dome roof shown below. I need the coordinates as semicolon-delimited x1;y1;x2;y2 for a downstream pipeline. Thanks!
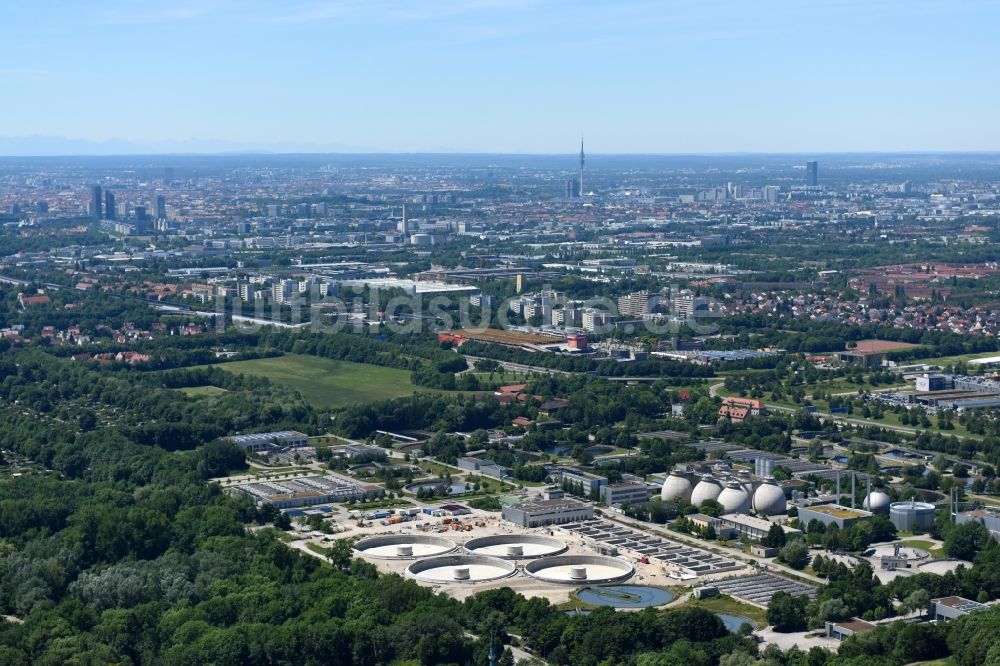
718;482;750;514
661;471;694;503
752;478;787;516
864;491;891;512
690;476;723;506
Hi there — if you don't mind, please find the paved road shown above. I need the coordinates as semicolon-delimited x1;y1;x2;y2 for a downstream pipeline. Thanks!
463;355;574;376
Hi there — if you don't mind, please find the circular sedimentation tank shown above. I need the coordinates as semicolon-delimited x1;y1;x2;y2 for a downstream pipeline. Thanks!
406;555;516;583
918;559;964;575
576;585;675;608
523;555;634;584
354;534;457;560
464;534;568;559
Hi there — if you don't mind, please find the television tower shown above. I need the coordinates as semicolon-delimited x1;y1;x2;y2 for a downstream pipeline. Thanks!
578;134;585;196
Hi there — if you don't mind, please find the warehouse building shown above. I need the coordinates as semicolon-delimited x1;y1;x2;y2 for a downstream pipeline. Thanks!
227;430;308;453
502;498;593;528
232;474;376;509
720;513;801;541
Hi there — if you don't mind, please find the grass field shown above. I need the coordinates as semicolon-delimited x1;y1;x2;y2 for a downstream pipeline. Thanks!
684;595;768;626
207;354;445;407
899;539;947;559
908;351;1000;367
179;385;229;397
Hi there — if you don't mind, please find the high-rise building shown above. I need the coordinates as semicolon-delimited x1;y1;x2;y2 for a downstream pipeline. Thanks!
155;195;167;220
237;283;255;303
272;280;297;304
581;308;611;332
617;291;651;318
578;136;585;196
565;178;580;198
134;206;151;233
91;185;103;220
104;191;116;220
806;161;818;186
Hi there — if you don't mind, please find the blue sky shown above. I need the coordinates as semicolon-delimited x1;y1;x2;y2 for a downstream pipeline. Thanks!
2;0;999;153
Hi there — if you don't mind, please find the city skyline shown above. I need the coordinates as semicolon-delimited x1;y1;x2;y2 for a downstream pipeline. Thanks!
2;0;1000;154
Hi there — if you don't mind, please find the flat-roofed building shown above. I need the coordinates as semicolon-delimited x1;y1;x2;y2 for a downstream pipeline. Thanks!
227;430;309;453
955;507;1000;542
929;596;988;621
798;504;872;530
559;468;608;495
720;513;801;540
501;498;593;528
826;618;877;641
601;482;650;506
231;474;375;509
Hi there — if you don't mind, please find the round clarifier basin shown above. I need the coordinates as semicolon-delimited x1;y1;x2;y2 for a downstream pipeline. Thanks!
354;534;456;559
917;559;964;575
524;555;634;584
464;534;568;559
577;585;675;608
406;555;516;584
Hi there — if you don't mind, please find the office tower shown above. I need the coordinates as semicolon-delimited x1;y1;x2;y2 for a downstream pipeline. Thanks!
34;201;48;214
91;185;103;219
104;191;116;220
267;204;281;217
578;136;585;196
806;160;818;186
155;195;167;220
764;185;779;203
134;206;150;233
565;178;580;198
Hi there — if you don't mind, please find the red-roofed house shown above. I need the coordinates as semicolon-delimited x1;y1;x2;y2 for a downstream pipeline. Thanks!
719;397;766;423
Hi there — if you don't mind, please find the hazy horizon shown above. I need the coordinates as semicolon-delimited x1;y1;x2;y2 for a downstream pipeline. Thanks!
3;0;999;154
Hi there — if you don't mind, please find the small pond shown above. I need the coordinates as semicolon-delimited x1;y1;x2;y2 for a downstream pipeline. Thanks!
716;613;757;633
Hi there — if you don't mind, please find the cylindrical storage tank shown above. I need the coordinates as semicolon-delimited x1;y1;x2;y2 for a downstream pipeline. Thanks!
889;501;936;532
752;478;787;516
718;481;750;514
661;470;694;503
690;475;723;507
863;491;891;513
